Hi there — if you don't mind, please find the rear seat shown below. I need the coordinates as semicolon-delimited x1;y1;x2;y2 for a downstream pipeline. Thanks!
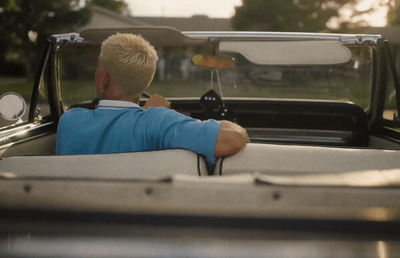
215;143;400;175
0;149;209;180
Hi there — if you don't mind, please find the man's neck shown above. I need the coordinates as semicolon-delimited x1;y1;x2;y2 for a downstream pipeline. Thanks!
99;96;139;104
99;80;140;104
114;96;139;104
98;99;141;109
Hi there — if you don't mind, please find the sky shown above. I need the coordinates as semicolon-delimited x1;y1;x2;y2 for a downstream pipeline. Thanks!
127;0;242;18
342;0;388;27
126;0;387;27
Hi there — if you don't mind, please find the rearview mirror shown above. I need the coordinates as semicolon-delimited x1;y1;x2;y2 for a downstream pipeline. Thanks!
192;55;235;69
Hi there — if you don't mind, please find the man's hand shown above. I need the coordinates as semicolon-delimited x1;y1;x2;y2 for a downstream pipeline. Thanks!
143;94;171;109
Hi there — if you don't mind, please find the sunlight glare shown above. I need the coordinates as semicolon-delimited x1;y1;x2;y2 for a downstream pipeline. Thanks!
356;0;388;26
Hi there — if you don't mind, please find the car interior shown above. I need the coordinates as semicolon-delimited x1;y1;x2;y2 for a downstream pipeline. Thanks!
1;27;400;257
0;27;399;179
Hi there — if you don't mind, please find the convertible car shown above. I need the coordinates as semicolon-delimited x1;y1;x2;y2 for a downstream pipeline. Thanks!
1;26;400;257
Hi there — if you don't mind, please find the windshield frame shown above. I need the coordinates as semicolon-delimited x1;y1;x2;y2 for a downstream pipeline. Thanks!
48;29;383;116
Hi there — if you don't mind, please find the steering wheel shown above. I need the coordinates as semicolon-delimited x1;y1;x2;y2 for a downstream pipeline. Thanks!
142;92;151;98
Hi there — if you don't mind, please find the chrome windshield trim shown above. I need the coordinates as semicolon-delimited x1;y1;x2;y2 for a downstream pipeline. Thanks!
183;31;382;44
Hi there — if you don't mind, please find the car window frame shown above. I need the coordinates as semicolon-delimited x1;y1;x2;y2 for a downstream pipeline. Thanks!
382;40;400;126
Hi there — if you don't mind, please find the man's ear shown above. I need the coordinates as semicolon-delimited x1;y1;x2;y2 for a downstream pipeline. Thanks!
96;70;110;92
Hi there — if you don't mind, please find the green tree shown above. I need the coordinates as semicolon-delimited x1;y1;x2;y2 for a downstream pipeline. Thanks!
232;0;358;32
387;0;400;25
0;0;92;79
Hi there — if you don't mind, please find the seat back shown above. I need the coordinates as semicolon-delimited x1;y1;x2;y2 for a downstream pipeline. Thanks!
0;149;208;180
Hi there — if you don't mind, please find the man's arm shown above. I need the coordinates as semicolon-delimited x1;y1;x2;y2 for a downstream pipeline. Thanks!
144;95;247;158
214;120;249;157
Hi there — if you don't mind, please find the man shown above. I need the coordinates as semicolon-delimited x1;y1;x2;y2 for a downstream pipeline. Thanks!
56;33;248;165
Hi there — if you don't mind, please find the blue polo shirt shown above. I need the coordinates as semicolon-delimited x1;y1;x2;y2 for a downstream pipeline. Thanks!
56;100;221;164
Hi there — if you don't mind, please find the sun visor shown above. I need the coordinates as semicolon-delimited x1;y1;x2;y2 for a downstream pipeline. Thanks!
220;40;352;65
80;26;208;47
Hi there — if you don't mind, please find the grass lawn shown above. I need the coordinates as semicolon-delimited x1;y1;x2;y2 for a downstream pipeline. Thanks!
1;75;373;110
0;77;33;100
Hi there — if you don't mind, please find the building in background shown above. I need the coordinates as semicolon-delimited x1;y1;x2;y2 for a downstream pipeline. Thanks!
365;26;400;72
80;5;233;31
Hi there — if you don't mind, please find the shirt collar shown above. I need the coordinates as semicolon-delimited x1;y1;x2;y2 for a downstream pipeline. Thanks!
97;100;141;109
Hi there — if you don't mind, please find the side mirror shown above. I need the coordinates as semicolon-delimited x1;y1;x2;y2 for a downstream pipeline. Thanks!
0;93;26;121
191;55;235;69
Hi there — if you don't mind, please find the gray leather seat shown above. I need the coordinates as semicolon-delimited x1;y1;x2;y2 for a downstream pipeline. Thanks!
215;143;400;175
0;149;209;180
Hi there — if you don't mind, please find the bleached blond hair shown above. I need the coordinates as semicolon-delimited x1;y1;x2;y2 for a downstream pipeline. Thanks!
98;33;158;99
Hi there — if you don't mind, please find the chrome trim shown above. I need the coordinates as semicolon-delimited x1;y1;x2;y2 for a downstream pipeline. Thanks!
0;122;55;150
50;33;85;45
183;31;382;44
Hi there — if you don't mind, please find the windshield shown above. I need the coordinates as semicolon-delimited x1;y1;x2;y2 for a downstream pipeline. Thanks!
58;42;373;110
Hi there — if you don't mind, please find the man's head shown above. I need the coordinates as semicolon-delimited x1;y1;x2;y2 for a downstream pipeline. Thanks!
96;33;158;101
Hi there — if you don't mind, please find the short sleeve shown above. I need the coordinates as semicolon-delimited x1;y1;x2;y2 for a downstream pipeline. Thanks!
146;107;221;164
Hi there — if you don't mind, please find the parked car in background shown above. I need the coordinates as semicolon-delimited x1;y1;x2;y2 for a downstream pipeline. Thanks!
0;26;400;257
